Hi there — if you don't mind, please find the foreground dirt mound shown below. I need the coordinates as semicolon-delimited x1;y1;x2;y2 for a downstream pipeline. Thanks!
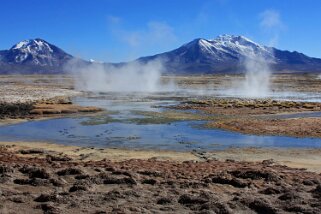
0;146;321;213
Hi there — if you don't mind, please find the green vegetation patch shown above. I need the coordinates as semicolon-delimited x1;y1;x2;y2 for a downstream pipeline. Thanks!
80;115;121;125
127;110;217;125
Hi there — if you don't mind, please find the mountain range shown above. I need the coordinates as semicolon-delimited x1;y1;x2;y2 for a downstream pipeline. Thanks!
1;35;321;74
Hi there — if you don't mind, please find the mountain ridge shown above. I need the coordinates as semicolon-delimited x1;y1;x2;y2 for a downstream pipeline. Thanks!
1;35;321;74
136;34;321;73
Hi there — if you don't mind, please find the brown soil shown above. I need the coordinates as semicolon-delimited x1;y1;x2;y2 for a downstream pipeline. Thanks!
0;98;102;123
174;99;321;116
172;98;321;138
30;102;102;116
0;143;321;214
209;117;321;138
0;75;102;122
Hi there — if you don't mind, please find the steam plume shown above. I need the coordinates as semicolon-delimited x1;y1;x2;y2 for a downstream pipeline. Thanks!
239;52;271;97
65;58;175;93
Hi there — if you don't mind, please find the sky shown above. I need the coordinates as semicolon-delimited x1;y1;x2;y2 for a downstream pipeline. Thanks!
0;0;320;62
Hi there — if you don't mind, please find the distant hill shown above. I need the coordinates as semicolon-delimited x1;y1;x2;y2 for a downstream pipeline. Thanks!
0;38;74;74
1;35;321;74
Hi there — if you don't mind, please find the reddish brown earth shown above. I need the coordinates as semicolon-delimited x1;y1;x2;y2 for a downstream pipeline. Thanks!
0;97;102;122
210;117;321;138
172;99;321;138
1;145;321;214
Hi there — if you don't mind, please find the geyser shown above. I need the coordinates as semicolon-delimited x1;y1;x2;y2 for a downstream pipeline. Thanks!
65;58;175;93
225;49;272;98
240;53;271;97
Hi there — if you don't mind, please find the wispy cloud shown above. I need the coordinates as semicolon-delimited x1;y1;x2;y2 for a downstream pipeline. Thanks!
120;21;176;48
260;10;283;29
259;9;285;46
107;15;122;25
107;18;177;59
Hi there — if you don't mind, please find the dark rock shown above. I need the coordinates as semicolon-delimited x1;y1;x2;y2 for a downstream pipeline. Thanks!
9;196;26;203
111;207;129;214
104;190;125;200
248;199;278;214
36;203;61;214
312;185;321;198
14;178;50;186
94;168;103;172
19;149;46;154
200;202;232;214
19;165;50;179
180;181;209;188
0;174;12;184
105;167;116;172
259;186;284;195
278;191;302;201
69;185;88;192
34;194;57;202
178;194;208;205
142;178;157;185
211;175;248;188
262;159;275;166
284;204;315;213
137;170;163;177
303;179;315;186
157;197;172;205
230;170;280;182
94;211;107;214
112;170;132;177
0;164;14;174
75;174;90;180
29;168;50;179
57;167;83;176
103;176;137;185
49;178;64;187
46;155;72;162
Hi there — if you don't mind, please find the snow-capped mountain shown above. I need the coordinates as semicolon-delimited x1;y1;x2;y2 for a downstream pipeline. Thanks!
1;35;321;74
0;38;73;74
137;34;321;73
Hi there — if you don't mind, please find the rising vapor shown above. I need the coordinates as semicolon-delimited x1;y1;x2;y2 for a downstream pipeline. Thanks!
64;58;175;93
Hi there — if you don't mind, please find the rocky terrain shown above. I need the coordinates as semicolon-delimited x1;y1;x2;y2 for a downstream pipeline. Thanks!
0;143;321;214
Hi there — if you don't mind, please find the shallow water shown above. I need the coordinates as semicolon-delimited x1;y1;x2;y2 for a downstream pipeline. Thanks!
1;92;321;151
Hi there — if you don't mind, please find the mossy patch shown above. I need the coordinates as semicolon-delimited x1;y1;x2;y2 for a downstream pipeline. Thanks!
127;110;215;125
80;115;121;125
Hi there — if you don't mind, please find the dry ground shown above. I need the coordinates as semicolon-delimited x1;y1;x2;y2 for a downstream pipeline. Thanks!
0;142;321;214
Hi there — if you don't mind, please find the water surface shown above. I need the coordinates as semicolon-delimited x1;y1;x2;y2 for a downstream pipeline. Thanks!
0;92;320;151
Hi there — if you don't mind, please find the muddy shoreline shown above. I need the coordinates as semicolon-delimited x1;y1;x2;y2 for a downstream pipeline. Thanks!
172;98;321;138
0;75;102;124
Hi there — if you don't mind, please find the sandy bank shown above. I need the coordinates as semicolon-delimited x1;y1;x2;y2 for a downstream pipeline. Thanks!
1;141;321;172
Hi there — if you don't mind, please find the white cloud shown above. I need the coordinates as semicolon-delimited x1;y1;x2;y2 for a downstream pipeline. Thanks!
107;15;122;25
119;21;176;48
259;9;285;46
259;10;283;29
107;18;177;59
147;21;176;44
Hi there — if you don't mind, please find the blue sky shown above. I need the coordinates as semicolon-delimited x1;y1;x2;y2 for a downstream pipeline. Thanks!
1;0;320;62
